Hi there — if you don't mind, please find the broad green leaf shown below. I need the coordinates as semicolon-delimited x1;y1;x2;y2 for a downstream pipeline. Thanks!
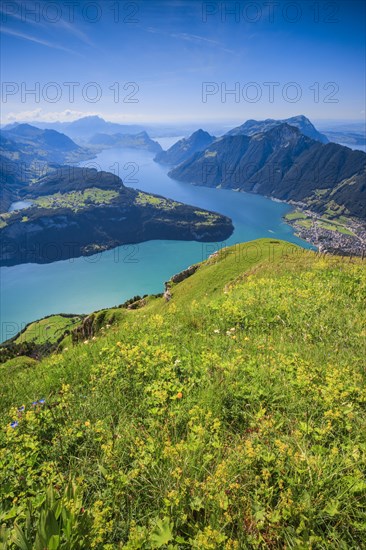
48;534;60;550
12;523;31;550
324;500;339;517
150;517;174;548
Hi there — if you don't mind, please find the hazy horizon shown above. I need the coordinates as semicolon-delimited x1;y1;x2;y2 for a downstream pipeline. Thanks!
1;0;365;125
1;113;366;126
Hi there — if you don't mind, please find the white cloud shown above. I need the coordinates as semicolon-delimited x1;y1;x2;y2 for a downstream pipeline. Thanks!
56;19;93;46
1;27;77;54
0;3;92;46
4;109;98;123
146;27;235;55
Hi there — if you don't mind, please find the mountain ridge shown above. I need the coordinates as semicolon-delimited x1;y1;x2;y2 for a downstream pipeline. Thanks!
155;129;215;165
169;123;366;220
1;123;92;165
226;114;329;143
89;131;162;153
3;116;147;140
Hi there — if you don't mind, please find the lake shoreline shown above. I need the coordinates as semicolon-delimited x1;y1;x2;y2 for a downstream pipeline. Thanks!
0;147;311;343
205;183;365;257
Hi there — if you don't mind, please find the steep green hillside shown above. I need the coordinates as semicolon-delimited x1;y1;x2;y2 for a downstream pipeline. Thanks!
14;315;83;346
1;239;365;549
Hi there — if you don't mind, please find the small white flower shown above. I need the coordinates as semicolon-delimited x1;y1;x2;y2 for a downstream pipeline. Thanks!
214;329;220;334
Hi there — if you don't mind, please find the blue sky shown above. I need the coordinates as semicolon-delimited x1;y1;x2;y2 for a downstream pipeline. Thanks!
1;0;365;124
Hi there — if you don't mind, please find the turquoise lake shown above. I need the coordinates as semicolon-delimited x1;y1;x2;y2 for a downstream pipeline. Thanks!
0;143;312;342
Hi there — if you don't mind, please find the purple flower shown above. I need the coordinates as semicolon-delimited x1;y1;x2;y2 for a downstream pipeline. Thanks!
18;406;25;412
10;421;18;428
31;399;46;407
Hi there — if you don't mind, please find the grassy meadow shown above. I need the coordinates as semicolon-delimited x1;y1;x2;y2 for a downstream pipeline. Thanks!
1;239;365;549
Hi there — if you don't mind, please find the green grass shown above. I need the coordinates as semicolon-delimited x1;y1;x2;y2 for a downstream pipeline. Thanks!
314;189;329;197
0;356;37;373
134;192;180;209
1;239;365;549
338;215;352;225
286;210;355;236
318;221;354;235
296;219;313;228
33;188;119;212
284;210;307;221
324;201;348;218
14;315;82;346
0;212;12;228
337;226;354;235
316;218;355;236
194;211;220;224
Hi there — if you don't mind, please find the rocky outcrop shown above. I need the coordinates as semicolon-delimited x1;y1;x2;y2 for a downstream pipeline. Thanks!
170;264;199;283
163;264;199;302
163;286;172;302
72;314;96;342
127;298;146;310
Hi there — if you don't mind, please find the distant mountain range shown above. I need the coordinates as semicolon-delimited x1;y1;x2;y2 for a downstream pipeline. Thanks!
169;122;366;220
89;131;162;153
2;114;365;232
155;129;215;165
155;116;329;171
1;123;91;164
0;123;94;211
0;123;164;210
2;117;217;140
4;114;363;148
321;131;366;149
3;116;147;141
225;115;329;144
